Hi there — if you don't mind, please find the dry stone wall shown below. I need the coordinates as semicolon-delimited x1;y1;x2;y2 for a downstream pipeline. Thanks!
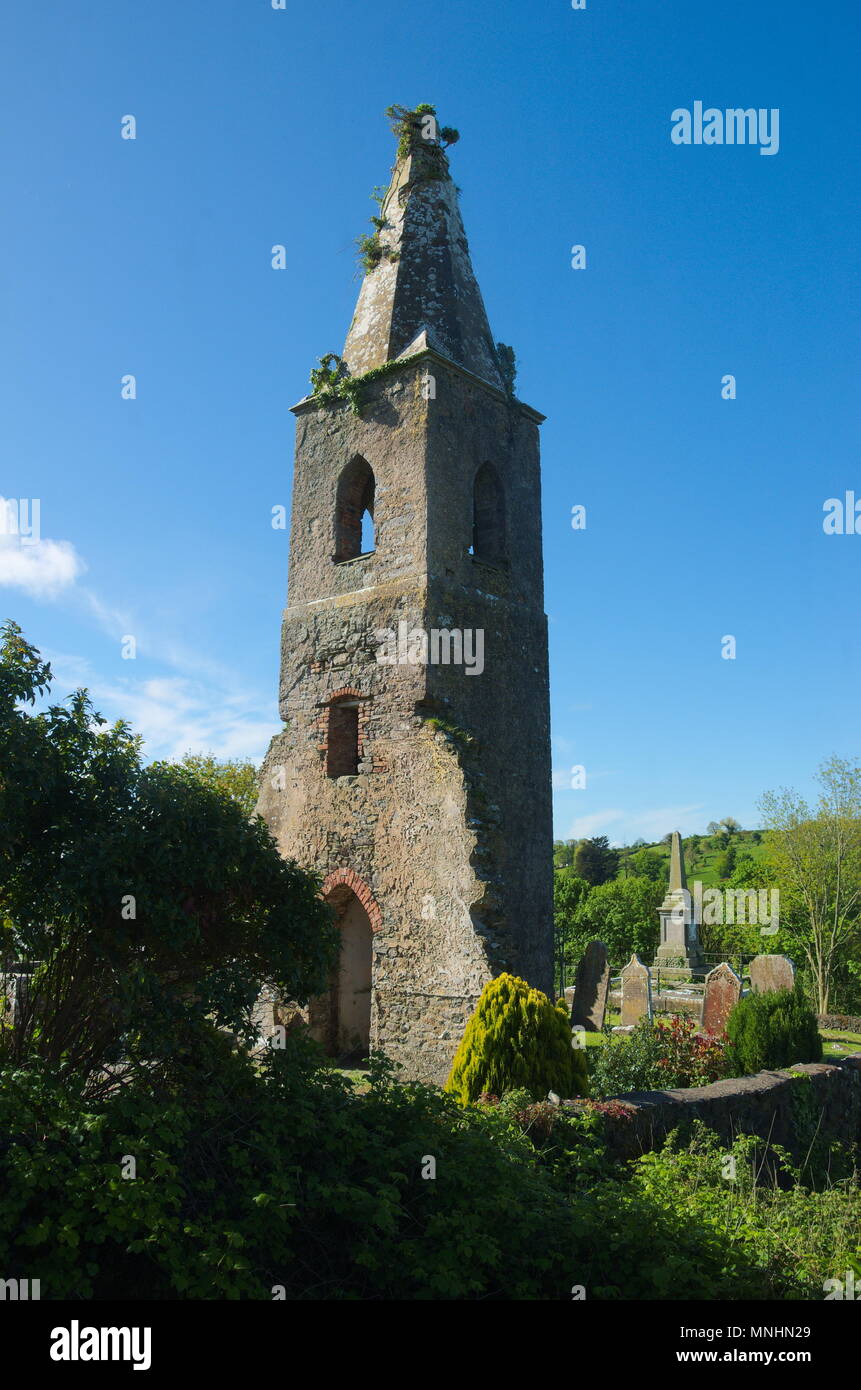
585;1055;861;1164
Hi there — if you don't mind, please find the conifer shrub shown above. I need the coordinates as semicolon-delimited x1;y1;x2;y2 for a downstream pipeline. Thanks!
445;973;587;1104
726;986;822;1075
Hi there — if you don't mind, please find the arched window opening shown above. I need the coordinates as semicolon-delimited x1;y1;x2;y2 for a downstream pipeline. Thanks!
334;456;375;562
326;697;360;778
472;462;506;565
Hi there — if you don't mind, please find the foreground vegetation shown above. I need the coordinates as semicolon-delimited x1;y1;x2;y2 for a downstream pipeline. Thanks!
1;1034;859;1301
1;625;859;1300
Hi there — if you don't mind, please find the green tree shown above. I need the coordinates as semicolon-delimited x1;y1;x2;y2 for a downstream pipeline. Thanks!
177;751;259;818
714;843;737;881
573;835;620;886
553;869;590;992
628;848;667;883
699;855;784;958
0;622;336;1086
759;757;861;1013
574;877;662;964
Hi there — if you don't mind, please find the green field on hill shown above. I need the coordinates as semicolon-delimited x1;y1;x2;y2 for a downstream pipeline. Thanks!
615;830;769;888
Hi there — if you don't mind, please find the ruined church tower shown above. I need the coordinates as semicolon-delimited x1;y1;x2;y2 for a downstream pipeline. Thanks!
257;109;553;1083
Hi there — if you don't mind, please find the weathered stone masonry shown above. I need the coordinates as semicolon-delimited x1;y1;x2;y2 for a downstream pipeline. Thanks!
257;114;553;1083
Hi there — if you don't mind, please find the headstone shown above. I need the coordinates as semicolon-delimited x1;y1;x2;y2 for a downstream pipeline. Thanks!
564;986;576;1013
749;954;795;995
570;940;610;1031
701;961;741;1035
620;953;652;1027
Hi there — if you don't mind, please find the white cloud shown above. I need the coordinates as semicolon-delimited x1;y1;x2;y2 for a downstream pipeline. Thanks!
0;535;85;599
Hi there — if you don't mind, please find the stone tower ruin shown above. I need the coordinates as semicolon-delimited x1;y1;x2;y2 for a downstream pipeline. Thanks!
257;108;553;1083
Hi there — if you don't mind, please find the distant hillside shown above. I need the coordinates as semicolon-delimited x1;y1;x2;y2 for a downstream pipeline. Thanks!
554;829;770;888
617;831;768;888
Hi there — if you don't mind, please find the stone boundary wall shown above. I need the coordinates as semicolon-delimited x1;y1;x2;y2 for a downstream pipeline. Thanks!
818;1012;861;1034
586;1055;861;1163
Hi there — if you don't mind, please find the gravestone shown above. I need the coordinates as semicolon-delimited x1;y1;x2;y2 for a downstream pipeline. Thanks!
620;954;652;1027
749;954;795;995
701;962;741;1035
570;940;610;1031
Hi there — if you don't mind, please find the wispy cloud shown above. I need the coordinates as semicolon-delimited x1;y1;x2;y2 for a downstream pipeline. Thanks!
552;766;619;790
5;510;278;765
47;651;279;763
563;802;705;846
566;809;626;839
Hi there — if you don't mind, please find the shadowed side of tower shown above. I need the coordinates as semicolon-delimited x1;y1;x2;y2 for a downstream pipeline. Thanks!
257;108;554;1083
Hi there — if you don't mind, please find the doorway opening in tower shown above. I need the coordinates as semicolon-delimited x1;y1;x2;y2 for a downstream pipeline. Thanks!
321;884;372;1064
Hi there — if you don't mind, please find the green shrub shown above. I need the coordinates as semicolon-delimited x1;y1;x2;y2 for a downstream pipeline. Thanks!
445;973;587;1104
726;986;823;1075
589;1016;733;1098
0;1039;588;1300
2;1042;857;1301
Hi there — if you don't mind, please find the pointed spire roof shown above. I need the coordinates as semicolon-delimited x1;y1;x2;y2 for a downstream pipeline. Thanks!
668;831;687;893
342;108;505;392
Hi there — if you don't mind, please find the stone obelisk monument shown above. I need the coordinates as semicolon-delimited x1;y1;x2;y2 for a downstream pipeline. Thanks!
655;831;703;969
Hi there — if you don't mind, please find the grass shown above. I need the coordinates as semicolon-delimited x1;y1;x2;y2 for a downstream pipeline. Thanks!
333;1067;372;1093
820;1029;861;1060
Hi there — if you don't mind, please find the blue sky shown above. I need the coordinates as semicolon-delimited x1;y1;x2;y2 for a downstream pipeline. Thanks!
1;0;858;844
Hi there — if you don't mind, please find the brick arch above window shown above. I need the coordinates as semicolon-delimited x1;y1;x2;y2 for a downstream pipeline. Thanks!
322;868;382;933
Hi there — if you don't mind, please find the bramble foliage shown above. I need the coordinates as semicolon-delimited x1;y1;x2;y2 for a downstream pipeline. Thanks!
726;985;823;1075
0;1044;857;1301
0;622;337;1084
589;1016;734;1098
0;1038;587;1300
445;973;588;1104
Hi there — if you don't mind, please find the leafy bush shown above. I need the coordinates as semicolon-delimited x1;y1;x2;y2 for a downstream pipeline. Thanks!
1;1039;857;1301
726;986;823;1075
0;623;336;1084
445;973;587;1104
589;1016;733;1098
0;1038;588;1300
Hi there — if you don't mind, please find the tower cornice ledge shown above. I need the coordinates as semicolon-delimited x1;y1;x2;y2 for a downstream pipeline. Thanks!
290;345;546;425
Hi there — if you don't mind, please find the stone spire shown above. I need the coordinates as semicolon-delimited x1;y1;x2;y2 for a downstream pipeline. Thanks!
341;109;505;392
668;830;687;893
